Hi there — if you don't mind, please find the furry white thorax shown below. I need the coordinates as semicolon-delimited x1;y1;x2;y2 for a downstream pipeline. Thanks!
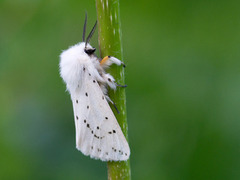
60;42;104;93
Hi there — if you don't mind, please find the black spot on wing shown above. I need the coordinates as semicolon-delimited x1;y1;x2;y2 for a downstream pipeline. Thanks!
83;120;104;139
85;92;88;96
94;134;99;139
110;147;127;156
108;129;117;134
119;150;123;155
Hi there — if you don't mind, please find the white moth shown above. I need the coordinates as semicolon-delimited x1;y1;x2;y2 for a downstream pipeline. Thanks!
59;15;130;161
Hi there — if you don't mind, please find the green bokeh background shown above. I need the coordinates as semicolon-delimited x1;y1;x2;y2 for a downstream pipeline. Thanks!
1;0;240;179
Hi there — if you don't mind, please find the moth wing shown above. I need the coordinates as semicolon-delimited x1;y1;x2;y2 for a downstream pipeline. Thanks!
71;68;130;161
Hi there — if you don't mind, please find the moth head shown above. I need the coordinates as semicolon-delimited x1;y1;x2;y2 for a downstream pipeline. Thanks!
82;13;97;56
84;46;96;55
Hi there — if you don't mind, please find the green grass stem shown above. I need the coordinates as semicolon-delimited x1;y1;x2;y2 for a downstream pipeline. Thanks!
95;0;131;179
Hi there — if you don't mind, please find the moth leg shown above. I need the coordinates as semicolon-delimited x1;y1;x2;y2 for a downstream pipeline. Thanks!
100;56;125;67
115;83;127;88
103;73;127;90
103;73;117;90
105;95;120;114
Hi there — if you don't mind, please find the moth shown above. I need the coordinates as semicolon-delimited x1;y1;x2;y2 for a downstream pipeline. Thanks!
59;15;130;161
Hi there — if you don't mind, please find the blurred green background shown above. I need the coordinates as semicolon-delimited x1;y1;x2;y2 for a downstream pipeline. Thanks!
1;0;240;179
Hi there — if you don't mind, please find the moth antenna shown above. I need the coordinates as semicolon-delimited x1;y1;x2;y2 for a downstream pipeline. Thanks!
82;12;87;42
85;20;97;47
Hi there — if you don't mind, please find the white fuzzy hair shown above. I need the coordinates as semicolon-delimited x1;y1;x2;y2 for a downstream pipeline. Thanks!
59;42;105;93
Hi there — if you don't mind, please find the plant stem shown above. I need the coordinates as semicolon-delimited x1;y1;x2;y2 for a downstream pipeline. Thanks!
95;0;131;179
